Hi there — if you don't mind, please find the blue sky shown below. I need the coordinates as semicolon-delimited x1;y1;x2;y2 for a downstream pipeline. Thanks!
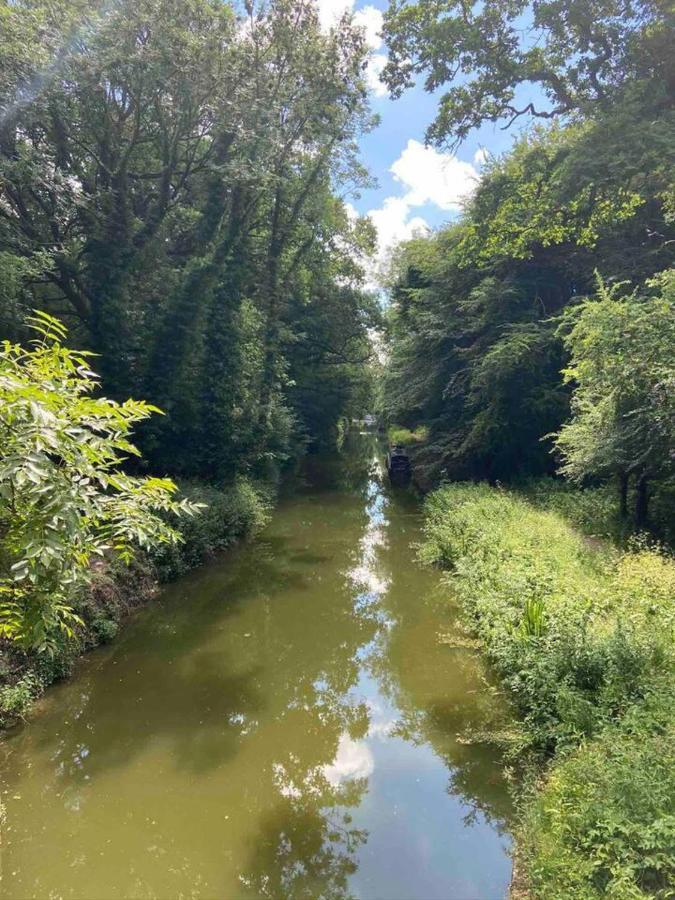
316;0;544;277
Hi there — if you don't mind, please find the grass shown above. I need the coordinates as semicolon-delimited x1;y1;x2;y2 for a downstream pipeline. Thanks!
518;478;624;541
387;424;429;446
420;481;675;898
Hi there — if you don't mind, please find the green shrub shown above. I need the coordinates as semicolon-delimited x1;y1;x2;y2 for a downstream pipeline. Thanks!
150;477;271;581
420;483;675;752
421;483;675;897
31;634;80;685
522;693;675;899
0;673;39;724
521;476;675;547
92;617;119;643
0;311;199;651
519;477;623;540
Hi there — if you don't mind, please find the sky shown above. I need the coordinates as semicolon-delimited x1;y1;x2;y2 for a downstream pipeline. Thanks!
315;0;543;281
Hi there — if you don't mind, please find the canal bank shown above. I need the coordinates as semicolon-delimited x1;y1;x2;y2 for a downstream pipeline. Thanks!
0;433;513;899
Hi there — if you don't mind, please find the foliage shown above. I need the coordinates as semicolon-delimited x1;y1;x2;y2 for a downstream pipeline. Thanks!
519;477;623;540
554;270;675;525
91;617;119;644
0;0;378;479
420;483;675;754
382;0;673;146
382;88;674;494
150;478;272;581
0;672;39;725
386;424;429;446
0;312;196;650
522;693;675;899
421;481;675;897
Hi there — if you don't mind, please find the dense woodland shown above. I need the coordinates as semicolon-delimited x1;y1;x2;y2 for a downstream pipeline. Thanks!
381;0;675;529
0;0;379;481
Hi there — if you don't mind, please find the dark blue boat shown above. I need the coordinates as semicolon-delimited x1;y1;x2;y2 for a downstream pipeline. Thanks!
386;444;412;485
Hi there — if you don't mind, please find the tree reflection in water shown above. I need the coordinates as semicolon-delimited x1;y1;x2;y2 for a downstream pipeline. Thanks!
238;772;368;899
0;433;512;900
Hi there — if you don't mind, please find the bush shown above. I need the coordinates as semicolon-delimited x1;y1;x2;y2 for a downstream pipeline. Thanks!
519;477;623;540
0;673;39;725
31;634;81;685
522;693;675;899
91;617;119;643
420;483;675;897
0;311;197;651
150;477;271;581
387;424;429;446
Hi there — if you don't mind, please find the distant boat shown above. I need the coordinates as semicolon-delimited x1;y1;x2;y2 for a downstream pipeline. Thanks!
386;445;411;485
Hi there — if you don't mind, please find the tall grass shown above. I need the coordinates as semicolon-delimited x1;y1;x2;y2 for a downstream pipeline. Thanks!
420;483;675;897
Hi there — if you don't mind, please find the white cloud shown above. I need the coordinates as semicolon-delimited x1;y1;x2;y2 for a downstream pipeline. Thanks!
344;201;359;222
473;146;489;166
315;0;353;31
368;197;429;253
365;196;429;287
353;5;383;51
360;141;481;288
391;139;478;211
366;53;388;97
322;734;374;786
316;0;383;48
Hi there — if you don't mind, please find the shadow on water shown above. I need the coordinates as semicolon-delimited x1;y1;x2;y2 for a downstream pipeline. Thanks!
0;432;514;900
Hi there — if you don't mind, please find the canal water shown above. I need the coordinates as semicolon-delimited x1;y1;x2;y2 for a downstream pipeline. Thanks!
0;434;513;899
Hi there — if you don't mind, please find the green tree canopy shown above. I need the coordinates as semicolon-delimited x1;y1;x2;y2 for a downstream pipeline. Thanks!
382;0;674;145
0;0;379;479
554;270;675;522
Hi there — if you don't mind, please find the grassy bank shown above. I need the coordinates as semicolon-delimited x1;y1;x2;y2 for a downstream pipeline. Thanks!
0;477;271;729
420;482;675;898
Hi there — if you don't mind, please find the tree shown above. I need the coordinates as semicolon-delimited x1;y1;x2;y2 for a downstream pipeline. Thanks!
0;312;197;651
381;72;675;487
0;0;238;395
0;0;378;480
382;0;674;145
554;270;675;525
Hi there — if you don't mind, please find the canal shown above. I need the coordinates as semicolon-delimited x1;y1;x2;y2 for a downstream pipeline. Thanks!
0;433;513;899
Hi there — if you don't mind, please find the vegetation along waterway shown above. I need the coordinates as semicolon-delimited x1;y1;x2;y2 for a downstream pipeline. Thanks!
0;434;513;899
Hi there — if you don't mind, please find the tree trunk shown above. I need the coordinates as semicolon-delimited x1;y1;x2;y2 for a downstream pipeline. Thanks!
619;472;629;519
635;474;649;529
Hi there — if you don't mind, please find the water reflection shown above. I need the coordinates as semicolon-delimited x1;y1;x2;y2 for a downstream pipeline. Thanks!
0;433;512;900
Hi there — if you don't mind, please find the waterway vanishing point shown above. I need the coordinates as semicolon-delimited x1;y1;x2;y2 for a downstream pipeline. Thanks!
0;434;514;900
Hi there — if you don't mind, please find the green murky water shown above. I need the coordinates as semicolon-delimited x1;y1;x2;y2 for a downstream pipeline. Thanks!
0;434;513;900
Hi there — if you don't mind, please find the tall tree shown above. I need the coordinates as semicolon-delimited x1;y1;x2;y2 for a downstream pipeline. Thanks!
0;0;378;481
382;93;674;485
554;271;675;525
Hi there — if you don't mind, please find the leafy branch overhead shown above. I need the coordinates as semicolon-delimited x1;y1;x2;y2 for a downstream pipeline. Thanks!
382;0;674;146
